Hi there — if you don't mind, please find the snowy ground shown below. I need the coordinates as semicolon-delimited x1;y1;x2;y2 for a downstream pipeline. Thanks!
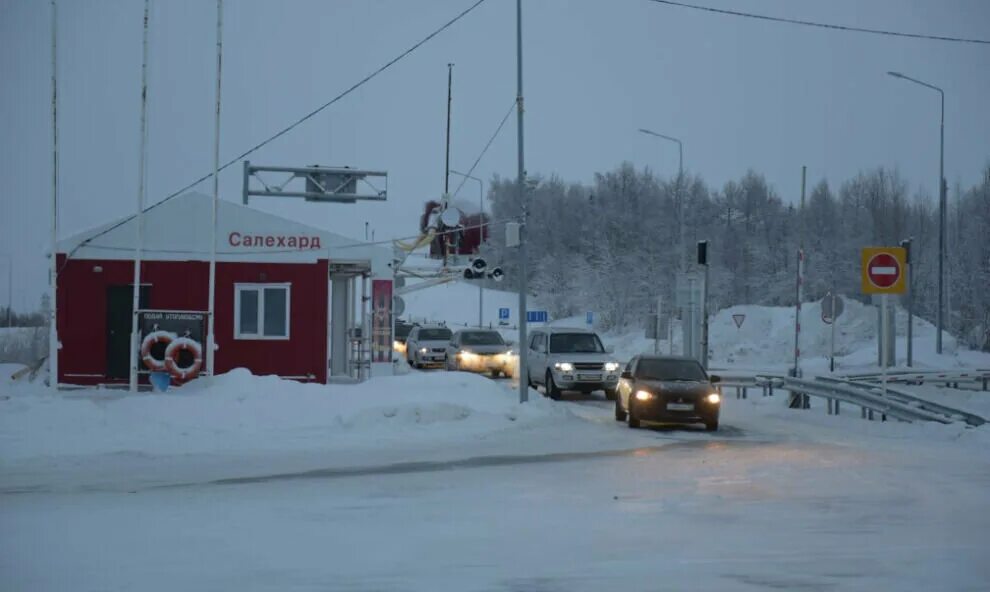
2;285;989;590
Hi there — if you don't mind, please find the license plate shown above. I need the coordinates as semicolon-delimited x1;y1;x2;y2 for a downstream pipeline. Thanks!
578;374;601;381
667;402;694;411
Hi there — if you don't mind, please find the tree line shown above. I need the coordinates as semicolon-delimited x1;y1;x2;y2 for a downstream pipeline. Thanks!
482;163;990;350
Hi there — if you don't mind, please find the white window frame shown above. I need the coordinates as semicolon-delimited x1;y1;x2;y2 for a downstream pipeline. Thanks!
234;282;291;340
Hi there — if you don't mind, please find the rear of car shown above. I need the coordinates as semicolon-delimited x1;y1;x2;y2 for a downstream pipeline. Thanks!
446;329;514;377
615;356;721;430
406;326;453;368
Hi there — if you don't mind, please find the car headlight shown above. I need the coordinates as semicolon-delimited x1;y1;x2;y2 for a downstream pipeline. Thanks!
706;393;721;404
604;362;620;372
554;362;574;372
635;390;653;401
419;347;428;354
458;351;478;361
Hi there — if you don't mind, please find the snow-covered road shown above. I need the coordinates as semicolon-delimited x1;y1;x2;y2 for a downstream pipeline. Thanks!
4;427;988;592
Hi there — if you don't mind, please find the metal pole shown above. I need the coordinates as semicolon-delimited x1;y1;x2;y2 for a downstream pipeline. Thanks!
654;295;662;354
902;238;913;366
792;166;805;378
206;0;223;380
830;292;836;373
881;293;889;399
445;63;453;195
49;0;59;390
129;0;151;392
516;0;528;404
701;245;709;369
3;255;11;328
937;89;945;354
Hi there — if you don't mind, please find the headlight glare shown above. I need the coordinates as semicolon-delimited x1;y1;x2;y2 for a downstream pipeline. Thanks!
419;347;428;354
604;362;620;372
555;362;574;372
706;393;721;404
635;390;653;401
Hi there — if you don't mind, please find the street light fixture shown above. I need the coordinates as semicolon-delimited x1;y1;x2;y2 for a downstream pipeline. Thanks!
450;169;485;328
886;70;945;354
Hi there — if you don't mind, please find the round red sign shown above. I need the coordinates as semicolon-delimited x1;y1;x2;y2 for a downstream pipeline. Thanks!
867;253;901;288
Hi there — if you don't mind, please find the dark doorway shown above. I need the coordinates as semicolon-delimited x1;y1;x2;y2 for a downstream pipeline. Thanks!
106;285;150;379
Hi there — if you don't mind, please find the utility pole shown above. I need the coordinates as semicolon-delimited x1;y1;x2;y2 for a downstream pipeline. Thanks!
129;0;151;392
445;63;453;196
206;0;223;381
698;240;709;369
516;0;528;404
49;0;59;390
790;166;807;408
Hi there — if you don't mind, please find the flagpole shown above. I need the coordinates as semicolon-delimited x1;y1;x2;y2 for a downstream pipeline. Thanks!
129;0;151;392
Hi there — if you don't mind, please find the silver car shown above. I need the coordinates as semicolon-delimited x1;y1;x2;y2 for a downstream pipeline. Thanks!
445;329;515;378
525;327;621;400
405;325;453;368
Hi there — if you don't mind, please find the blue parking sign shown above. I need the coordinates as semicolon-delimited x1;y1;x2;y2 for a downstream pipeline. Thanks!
586;311;594;325
498;307;510;321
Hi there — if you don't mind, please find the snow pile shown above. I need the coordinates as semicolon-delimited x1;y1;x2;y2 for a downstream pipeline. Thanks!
0;368;571;463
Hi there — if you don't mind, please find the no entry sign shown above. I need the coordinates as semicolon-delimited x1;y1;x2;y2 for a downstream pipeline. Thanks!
861;247;907;294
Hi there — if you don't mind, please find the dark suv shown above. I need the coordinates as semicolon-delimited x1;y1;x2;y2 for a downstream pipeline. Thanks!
614;355;722;431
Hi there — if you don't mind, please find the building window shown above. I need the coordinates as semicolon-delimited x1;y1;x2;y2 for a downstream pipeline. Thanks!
235;283;290;340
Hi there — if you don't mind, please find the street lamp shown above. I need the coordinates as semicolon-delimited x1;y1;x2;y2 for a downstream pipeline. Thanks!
638;127;688;354
450;169;485;328
886;71;945;354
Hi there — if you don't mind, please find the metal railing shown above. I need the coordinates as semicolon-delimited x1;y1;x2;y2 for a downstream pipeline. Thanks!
840;369;990;390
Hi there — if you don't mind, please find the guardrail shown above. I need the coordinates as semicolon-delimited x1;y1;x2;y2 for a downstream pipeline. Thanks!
716;373;986;426
840;369;990;390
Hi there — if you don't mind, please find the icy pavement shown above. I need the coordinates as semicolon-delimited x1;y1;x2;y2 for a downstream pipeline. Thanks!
3;431;988;591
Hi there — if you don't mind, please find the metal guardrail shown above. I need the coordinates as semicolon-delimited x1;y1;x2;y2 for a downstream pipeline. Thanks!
716;373;986;426
816;376;986;427
840;369;990;390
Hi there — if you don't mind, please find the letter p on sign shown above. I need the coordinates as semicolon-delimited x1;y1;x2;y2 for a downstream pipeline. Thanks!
861;247;907;295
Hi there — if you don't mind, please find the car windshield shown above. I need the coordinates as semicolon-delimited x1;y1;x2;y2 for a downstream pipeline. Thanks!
418;328;452;341
549;333;604;353
635;359;708;382
460;331;504;346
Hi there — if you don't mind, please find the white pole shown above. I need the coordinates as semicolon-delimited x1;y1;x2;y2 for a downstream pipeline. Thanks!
206;0;223;379
829;293;837;373
129;0;151;392
49;0;59;390
881;293;888;400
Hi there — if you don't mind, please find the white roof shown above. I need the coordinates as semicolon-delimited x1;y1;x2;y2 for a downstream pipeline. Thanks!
57;192;393;273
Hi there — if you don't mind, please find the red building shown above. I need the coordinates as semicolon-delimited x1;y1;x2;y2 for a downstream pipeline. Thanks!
55;192;391;386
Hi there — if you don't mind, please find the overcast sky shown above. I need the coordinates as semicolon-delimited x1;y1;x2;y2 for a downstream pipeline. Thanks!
2;0;989;310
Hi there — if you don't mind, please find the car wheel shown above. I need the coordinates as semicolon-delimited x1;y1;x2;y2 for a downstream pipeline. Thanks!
546;371;562;400
604;387;618;401
626;400;640;428
705;421;719;432
614;397;627;422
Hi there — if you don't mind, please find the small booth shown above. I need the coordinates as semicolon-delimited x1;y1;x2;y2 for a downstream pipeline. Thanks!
54;192;393;386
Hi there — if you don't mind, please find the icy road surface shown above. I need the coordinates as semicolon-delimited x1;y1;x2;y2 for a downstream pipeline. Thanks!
4;422;989;590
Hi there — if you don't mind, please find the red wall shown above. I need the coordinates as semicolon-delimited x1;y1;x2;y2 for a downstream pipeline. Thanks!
56;256;328;385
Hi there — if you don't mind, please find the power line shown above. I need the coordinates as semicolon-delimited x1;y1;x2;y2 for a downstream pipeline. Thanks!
645;0;990;45
61;0;489;270
452;99;517;198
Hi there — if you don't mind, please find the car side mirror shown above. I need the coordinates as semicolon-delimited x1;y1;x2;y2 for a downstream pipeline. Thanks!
621;371;633;380
605;345;615;354
709;375;721;384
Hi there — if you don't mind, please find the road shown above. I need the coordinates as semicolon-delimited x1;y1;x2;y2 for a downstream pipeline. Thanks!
2;372;988;591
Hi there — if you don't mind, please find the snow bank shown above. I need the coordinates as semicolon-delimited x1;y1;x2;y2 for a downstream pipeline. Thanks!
0;368;571;463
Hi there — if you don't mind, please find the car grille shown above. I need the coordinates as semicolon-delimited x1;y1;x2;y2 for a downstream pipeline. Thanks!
573;362;604;370
431;348;446;353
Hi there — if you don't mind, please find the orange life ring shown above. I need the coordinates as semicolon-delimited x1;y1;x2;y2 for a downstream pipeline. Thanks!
164;337;203;381
140;330;174;371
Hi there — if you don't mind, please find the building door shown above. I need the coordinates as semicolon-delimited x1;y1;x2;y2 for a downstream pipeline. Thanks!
106;285;150;379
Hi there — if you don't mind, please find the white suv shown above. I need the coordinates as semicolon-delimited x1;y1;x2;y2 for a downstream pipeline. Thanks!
405;325;453;368
525;327;620;400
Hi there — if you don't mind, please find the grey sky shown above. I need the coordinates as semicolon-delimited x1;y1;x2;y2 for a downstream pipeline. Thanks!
2;0;989;310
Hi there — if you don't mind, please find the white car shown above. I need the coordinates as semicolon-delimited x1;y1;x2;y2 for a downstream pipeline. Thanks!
525;327;620;400
405;325;453;369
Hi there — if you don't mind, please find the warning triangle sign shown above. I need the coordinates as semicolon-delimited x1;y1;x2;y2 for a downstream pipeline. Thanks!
732;314;746;328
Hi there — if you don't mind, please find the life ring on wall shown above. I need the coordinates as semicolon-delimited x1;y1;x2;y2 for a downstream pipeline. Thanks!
140;330;175;371
164;337;204;381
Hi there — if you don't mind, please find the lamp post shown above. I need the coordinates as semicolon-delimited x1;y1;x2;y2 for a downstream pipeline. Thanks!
887;71;945;354
638;128;686;353
451;169;485;327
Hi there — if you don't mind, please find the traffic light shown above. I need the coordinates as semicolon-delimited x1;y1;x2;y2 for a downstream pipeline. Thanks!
463;258;503;281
